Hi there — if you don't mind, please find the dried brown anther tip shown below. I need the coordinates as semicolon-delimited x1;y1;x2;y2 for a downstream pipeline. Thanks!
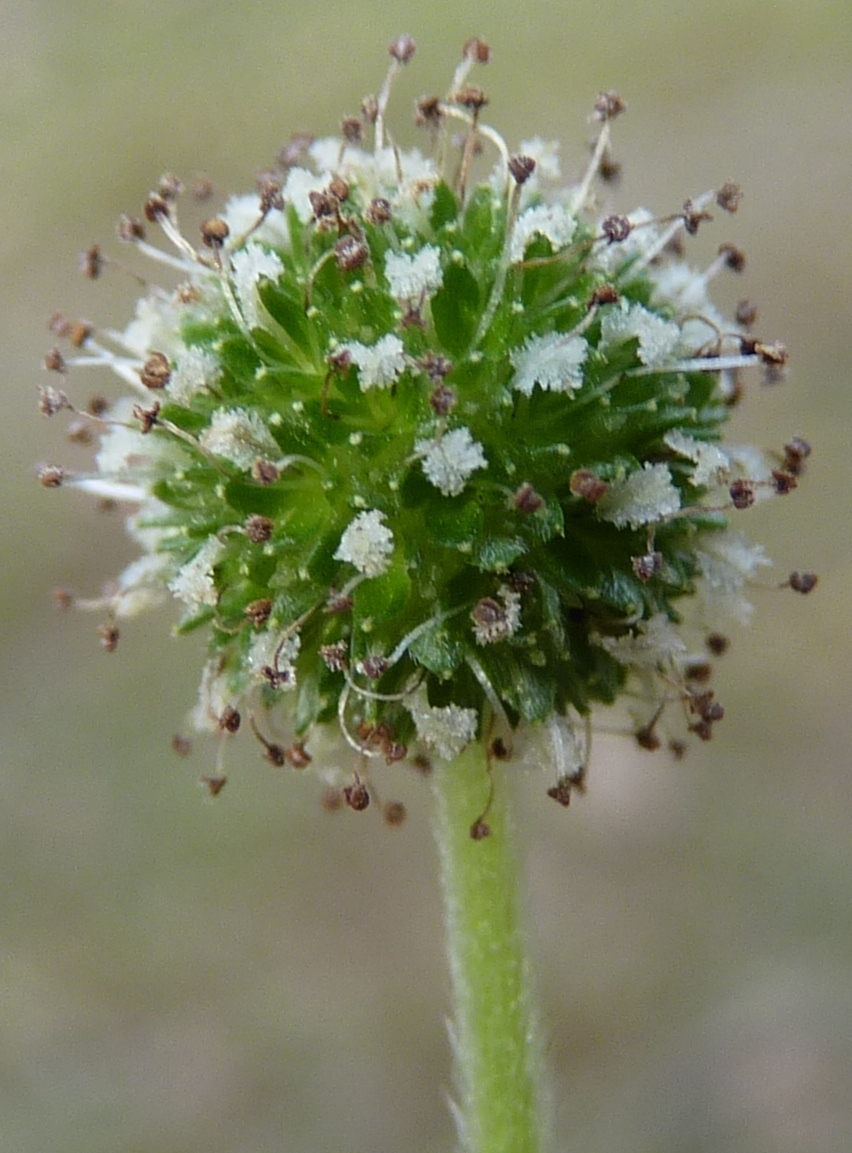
508;155;536;185
681;199;713;235
469;819;492;840
200;774;227;796
631;552;663;582
547;778;574;807
79;244;104;280
463;37;491;63
341;117;364;144
334;235;369;272
144;195;170;223
138;351;171;390
569;469;609;503
244;598;273;627
37;464;65;488
415;97;443;127
729;479;755;509
365;197;391;225
218;705;241;734
388;34;416;64
251;459;280;485
593;90;626;120
117;213;146;242
98;622;120;652
200;217;230;248
787;571;818;594
245;514;275;543
588;284;620;309
285;742;312;769
716;181;743;213
42;348;68;376
719;243;746;272
601;214;631;244
383;801;407;827
156;173;183;201
343;780;371;811
132;402;160;433
454;85;488;112
513;482;544;514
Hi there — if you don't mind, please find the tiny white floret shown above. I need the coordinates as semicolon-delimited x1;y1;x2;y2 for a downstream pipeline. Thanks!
230;243;284;328
511;204;576;262
169;536;225;608
406;692;478;761
600;301;681;368
384;245;443;301
167;346;222;406
334;509;394;577
510;332;588;397
664;430;730;488
200;408;280;470
247;629;300;688
597;463;681;529
416;427;487;497
340;334;407;390
597;613;688;670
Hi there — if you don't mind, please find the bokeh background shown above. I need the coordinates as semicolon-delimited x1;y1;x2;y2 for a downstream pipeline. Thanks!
2;2;850;1150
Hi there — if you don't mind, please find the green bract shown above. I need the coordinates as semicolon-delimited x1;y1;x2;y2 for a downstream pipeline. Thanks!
44;43;805;793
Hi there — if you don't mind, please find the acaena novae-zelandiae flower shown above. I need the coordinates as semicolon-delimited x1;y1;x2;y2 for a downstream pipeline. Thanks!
40;36;816;816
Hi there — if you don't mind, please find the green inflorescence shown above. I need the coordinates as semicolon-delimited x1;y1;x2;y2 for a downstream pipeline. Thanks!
44;40;803;785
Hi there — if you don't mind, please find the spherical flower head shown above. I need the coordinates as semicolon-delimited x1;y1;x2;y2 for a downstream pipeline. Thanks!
43;40;812;800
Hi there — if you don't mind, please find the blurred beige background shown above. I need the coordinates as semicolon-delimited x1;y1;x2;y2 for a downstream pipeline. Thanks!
2;2;850;1150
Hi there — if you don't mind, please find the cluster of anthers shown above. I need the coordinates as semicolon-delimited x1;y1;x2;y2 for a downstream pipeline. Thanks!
39;36;815;829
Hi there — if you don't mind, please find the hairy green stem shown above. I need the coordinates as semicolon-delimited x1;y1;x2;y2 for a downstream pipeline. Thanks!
432;744;546;1153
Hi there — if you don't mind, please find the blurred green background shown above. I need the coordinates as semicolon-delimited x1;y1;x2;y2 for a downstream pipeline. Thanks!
2;2;850;1150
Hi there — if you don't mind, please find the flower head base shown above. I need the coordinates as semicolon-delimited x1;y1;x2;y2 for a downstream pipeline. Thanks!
41;38;813;807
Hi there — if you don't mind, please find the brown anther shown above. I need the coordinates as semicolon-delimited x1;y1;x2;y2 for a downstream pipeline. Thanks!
570;469;609;503
506;570;536;593
547;778;574;807
52;588;75;610
453;85;488;112
601;214;632;244
334;234;369;272
132;401;160;433
689;720;713;741
508;155;536;185
681;199;713;235
251;459;280;485
38;464;64;488
78;244;104;280
598;153;622;184
98;622;120;652
156;172;183;201
171;734;192;756
66;420;93;445
469;819;492;840
263;743;287;768
588;284;620;309
384;742;407;764
190;175;214;201
410;753;432;776
719;243;746;272
771;469;797;495
39;384;69;415
706;633;731;656
631;551;662;582
69;321;93;348
328;176;350;203
729;479;755;509
513;482;544;514
685;660;714;684
257;175;284;214
321;787;344;812
48;312;74;338
139;351;171;390
383;801;407;827
245;514;274;543
463;37;491;63
343;780;371;811
415;96;443;127
788;571;818;594
593;90;626;120
489;737;510;760
200;774;227;796
359;655;389;680
285;741;312;769
735;299;758;328
635;724;662;751
325;590;354;614
219;705;241;734
341;116;364;144
472;598;504;629
116;213;146;242
309;189;339;221
88;393;109;416
782;436;811;475
428;384;457;416
388;34;416;64
262;665;293;690
365;197;392;225
278;132;314;168
320;641;348;672
361;95;379;124
716;181;743;213
755;340;789;367
668;739;687;760
200;217;230;248
244;598;273;627
327;347;353;374
144;195;170;223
